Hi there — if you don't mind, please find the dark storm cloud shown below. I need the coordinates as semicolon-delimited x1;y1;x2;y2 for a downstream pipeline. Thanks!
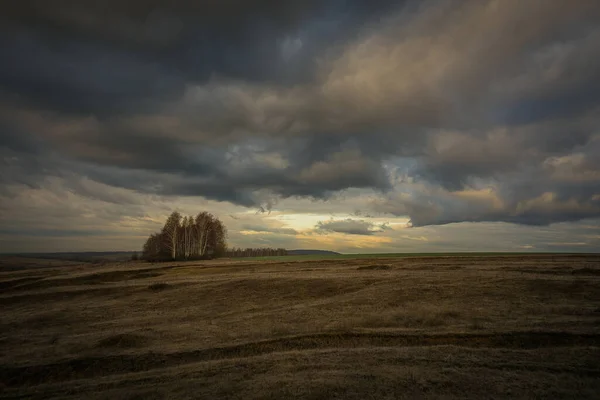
2;0;600;230
89;148;388;205
2;1;405;49
0;31;184;115
2;1;323;46
1;0;399;204
1;0;404;114
1;101;393;204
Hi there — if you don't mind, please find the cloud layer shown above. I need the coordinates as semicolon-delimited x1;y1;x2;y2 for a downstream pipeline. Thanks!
1;0;600;252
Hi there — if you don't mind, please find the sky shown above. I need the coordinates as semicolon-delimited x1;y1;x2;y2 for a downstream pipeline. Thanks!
1;0;600;253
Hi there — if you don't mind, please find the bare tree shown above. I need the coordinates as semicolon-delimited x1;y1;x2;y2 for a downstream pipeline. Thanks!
142;233;164;261
195;212;213;258
141;211;228;262
185;216;194;259
161;211;181;260
225;247;288;258
209;217;227;258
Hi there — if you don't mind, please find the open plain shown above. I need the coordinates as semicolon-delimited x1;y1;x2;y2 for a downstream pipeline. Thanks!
1;254;600;399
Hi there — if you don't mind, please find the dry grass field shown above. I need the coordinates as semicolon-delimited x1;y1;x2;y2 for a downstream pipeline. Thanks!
1;254;600;399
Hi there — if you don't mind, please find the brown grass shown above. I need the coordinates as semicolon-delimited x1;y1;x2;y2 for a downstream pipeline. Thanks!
1;254;599;399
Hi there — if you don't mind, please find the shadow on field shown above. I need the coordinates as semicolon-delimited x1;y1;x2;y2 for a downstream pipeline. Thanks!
1;269;175;294
2;331;600;387
0;277;43;291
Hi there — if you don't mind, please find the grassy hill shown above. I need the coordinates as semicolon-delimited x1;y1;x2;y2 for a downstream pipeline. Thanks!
1;254;599;398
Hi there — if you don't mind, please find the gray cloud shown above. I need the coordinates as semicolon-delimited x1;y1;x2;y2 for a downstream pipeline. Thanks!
1;0;600;254
374;176;600;227
2;1;318;49
316;219;390;236
241;225;298;236
1;0;405;116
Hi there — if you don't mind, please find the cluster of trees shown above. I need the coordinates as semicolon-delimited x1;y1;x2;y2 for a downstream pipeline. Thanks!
142;211;227;261
225;248;288;258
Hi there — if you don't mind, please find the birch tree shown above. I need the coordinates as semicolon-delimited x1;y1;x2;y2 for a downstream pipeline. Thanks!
161;211;181;260
195;212;212;258
141;210;228;261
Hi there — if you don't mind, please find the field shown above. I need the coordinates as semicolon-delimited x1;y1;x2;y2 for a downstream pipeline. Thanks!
1;254;600;399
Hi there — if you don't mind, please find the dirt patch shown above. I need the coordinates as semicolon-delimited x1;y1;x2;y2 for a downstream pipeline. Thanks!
134;272;163;279
18;312;73;330
572;268;600;276
0;277;42;291
5;270;165;291
96;333;149;349
0;287;123;306
148;282;171;292
357;264;392;271
71;270;164;285
525;279;600;302
507;267;574;275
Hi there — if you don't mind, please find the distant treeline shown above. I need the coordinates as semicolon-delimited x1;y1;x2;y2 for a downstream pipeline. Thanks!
142;211;227;261
225;248;288;258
